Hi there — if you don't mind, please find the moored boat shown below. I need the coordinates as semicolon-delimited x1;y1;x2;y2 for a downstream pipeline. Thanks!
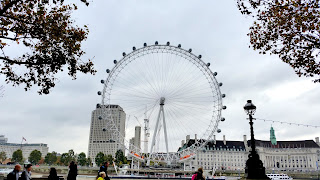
266;173;293;180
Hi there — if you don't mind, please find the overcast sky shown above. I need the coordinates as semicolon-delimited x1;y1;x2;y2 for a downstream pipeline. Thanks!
0;1;319;155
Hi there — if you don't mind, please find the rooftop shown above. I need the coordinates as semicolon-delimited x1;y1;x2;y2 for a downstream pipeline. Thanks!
248;139;319;148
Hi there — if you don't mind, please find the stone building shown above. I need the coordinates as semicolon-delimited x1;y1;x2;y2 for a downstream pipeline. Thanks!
0;135;48;160
87;105;126;166
180;135;247;171
180;127;320;172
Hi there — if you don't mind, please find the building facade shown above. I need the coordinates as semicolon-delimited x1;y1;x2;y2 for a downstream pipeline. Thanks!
0;135;48;160
252;139;320;171
134;126;141;151
180;135;248;171
180;129;320;172
129;126;142;153
87;105;126;166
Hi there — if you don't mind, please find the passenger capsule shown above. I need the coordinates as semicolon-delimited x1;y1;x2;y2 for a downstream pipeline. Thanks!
166;42;170;46
106;69;110;73
98;116;102;120
155;41;158;45
222;94;226;98
122;52;126;56
188;48;192;53
213;72;217;76
97;91;102;95
133;46;136;51
222;106;227;110
217;129;221;133
96;104;101;108
101;80;105;84
178;44;181;48
144;43;147;47
113;60;117;64
219;82;223;86
102;128;107;132
206;63;210;67
198;55;202;59
221;117;225;122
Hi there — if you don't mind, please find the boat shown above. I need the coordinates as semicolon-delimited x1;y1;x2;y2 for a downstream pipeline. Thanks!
266;173;293;180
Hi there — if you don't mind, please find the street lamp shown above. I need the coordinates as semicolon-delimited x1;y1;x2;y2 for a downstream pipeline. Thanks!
244;100;269;179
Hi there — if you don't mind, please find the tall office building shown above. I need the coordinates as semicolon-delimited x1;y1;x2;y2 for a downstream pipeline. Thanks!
134;126;141;151
88;105;126;166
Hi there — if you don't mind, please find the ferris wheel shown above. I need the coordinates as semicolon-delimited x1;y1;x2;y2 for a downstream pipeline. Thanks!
97;41;226;165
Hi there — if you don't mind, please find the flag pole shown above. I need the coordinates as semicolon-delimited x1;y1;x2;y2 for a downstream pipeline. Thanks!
20;137;23;149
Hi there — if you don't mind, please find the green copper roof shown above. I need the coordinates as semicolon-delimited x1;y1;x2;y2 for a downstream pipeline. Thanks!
270;126;277;145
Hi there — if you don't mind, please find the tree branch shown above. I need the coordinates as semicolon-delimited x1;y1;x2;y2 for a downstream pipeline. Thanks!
0;14;35;25
0;35;17;41
300;34;320;48
0;56;50;65
0;35;36;41
0;0;22;16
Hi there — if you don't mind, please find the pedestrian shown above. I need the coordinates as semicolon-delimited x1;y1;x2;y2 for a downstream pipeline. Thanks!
96;172;106;180
191;167;205;180
20;164;32;180
48;167;59;180
67;161;77;180
98;162;109;180
7;164;21;180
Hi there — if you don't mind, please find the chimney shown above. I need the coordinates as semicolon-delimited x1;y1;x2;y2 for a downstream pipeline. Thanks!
186;135;190;143
223;135;226;145
181;140;185;147
316;137;319;145
195;134;197;142
213;135;216;144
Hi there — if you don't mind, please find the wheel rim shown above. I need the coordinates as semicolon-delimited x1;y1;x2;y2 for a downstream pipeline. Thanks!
100;43;224;163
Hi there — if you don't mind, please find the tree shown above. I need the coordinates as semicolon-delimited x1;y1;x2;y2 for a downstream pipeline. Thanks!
77;152;87;166
29;149;41;164
0;151;7;162
86;157;92;167
12;149;23;163
115;150;126;166
95;152;105;167
56;156;62;165
0;0;96;94
38;157;44;164
105;154;114;165
59;149;76;166
44;151;57;165
68;149;76;161
237;0;320;82
60;152;71;166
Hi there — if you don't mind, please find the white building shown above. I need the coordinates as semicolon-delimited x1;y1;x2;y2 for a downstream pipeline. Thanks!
180;135;247;171
252;138;320;171
180;128;320;172
0;135;48;160
87;105;126;166
0;135;8;143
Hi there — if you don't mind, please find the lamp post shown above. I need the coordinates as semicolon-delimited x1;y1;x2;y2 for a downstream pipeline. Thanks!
244;100;269;179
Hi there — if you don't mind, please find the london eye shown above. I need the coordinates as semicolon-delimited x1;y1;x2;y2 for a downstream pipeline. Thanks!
97;41;226;165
